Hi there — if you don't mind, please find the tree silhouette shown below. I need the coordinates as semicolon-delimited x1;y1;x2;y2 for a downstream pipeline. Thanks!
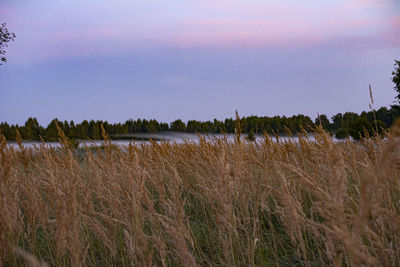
0;23;16;65
393;60;400;104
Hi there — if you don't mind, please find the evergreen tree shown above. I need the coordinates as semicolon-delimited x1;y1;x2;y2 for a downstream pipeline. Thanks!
393;60;400;104
69;120;76;139
9;125;18;140
46;119;60;141
0;122;10;139
170;119;186;132
160;122;169;131
77;120;89;139
89;120;100;139
21;117;42;140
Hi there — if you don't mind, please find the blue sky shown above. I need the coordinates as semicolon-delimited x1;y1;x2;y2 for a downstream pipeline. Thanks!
1;0;399;125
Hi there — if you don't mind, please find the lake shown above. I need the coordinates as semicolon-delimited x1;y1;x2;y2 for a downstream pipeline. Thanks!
5;132;334;148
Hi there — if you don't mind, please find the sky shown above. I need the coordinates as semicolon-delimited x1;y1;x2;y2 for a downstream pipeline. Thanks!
0;0;399;125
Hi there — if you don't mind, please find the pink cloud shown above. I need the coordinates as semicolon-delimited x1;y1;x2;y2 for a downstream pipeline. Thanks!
4;0;399;63
195;1;297;18
162;14;398;49
15;14;397;62
392;17;400;27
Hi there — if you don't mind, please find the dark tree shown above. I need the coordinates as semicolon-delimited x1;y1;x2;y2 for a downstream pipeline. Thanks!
315;114;331;131
0;23;16;65
393;60;400;104
45;119;60;141
22;117;42;140
247;129;255;141
89;120;100;139
159;122;169;131
170;119;186;132
0;122;10;139
348;117;373;140
335;128;349;139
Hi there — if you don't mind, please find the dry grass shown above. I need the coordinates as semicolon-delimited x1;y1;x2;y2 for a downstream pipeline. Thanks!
1;124;400;266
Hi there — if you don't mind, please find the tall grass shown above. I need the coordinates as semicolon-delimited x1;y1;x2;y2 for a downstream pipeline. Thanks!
1;124;400;266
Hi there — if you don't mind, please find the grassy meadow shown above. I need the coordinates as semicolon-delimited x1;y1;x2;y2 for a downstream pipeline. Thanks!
1;124;400;266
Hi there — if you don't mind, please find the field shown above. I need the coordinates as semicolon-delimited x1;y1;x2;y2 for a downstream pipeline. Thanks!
1;125;400;266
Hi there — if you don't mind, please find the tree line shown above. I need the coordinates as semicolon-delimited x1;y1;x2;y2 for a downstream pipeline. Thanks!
1;105;400;142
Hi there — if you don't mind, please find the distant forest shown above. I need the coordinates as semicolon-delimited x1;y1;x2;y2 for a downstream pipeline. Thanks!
1;106;400;141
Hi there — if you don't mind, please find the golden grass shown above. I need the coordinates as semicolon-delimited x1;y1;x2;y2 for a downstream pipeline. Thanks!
1;124;400;266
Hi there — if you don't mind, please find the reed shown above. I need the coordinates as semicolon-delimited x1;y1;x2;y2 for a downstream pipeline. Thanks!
0;123;400;266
